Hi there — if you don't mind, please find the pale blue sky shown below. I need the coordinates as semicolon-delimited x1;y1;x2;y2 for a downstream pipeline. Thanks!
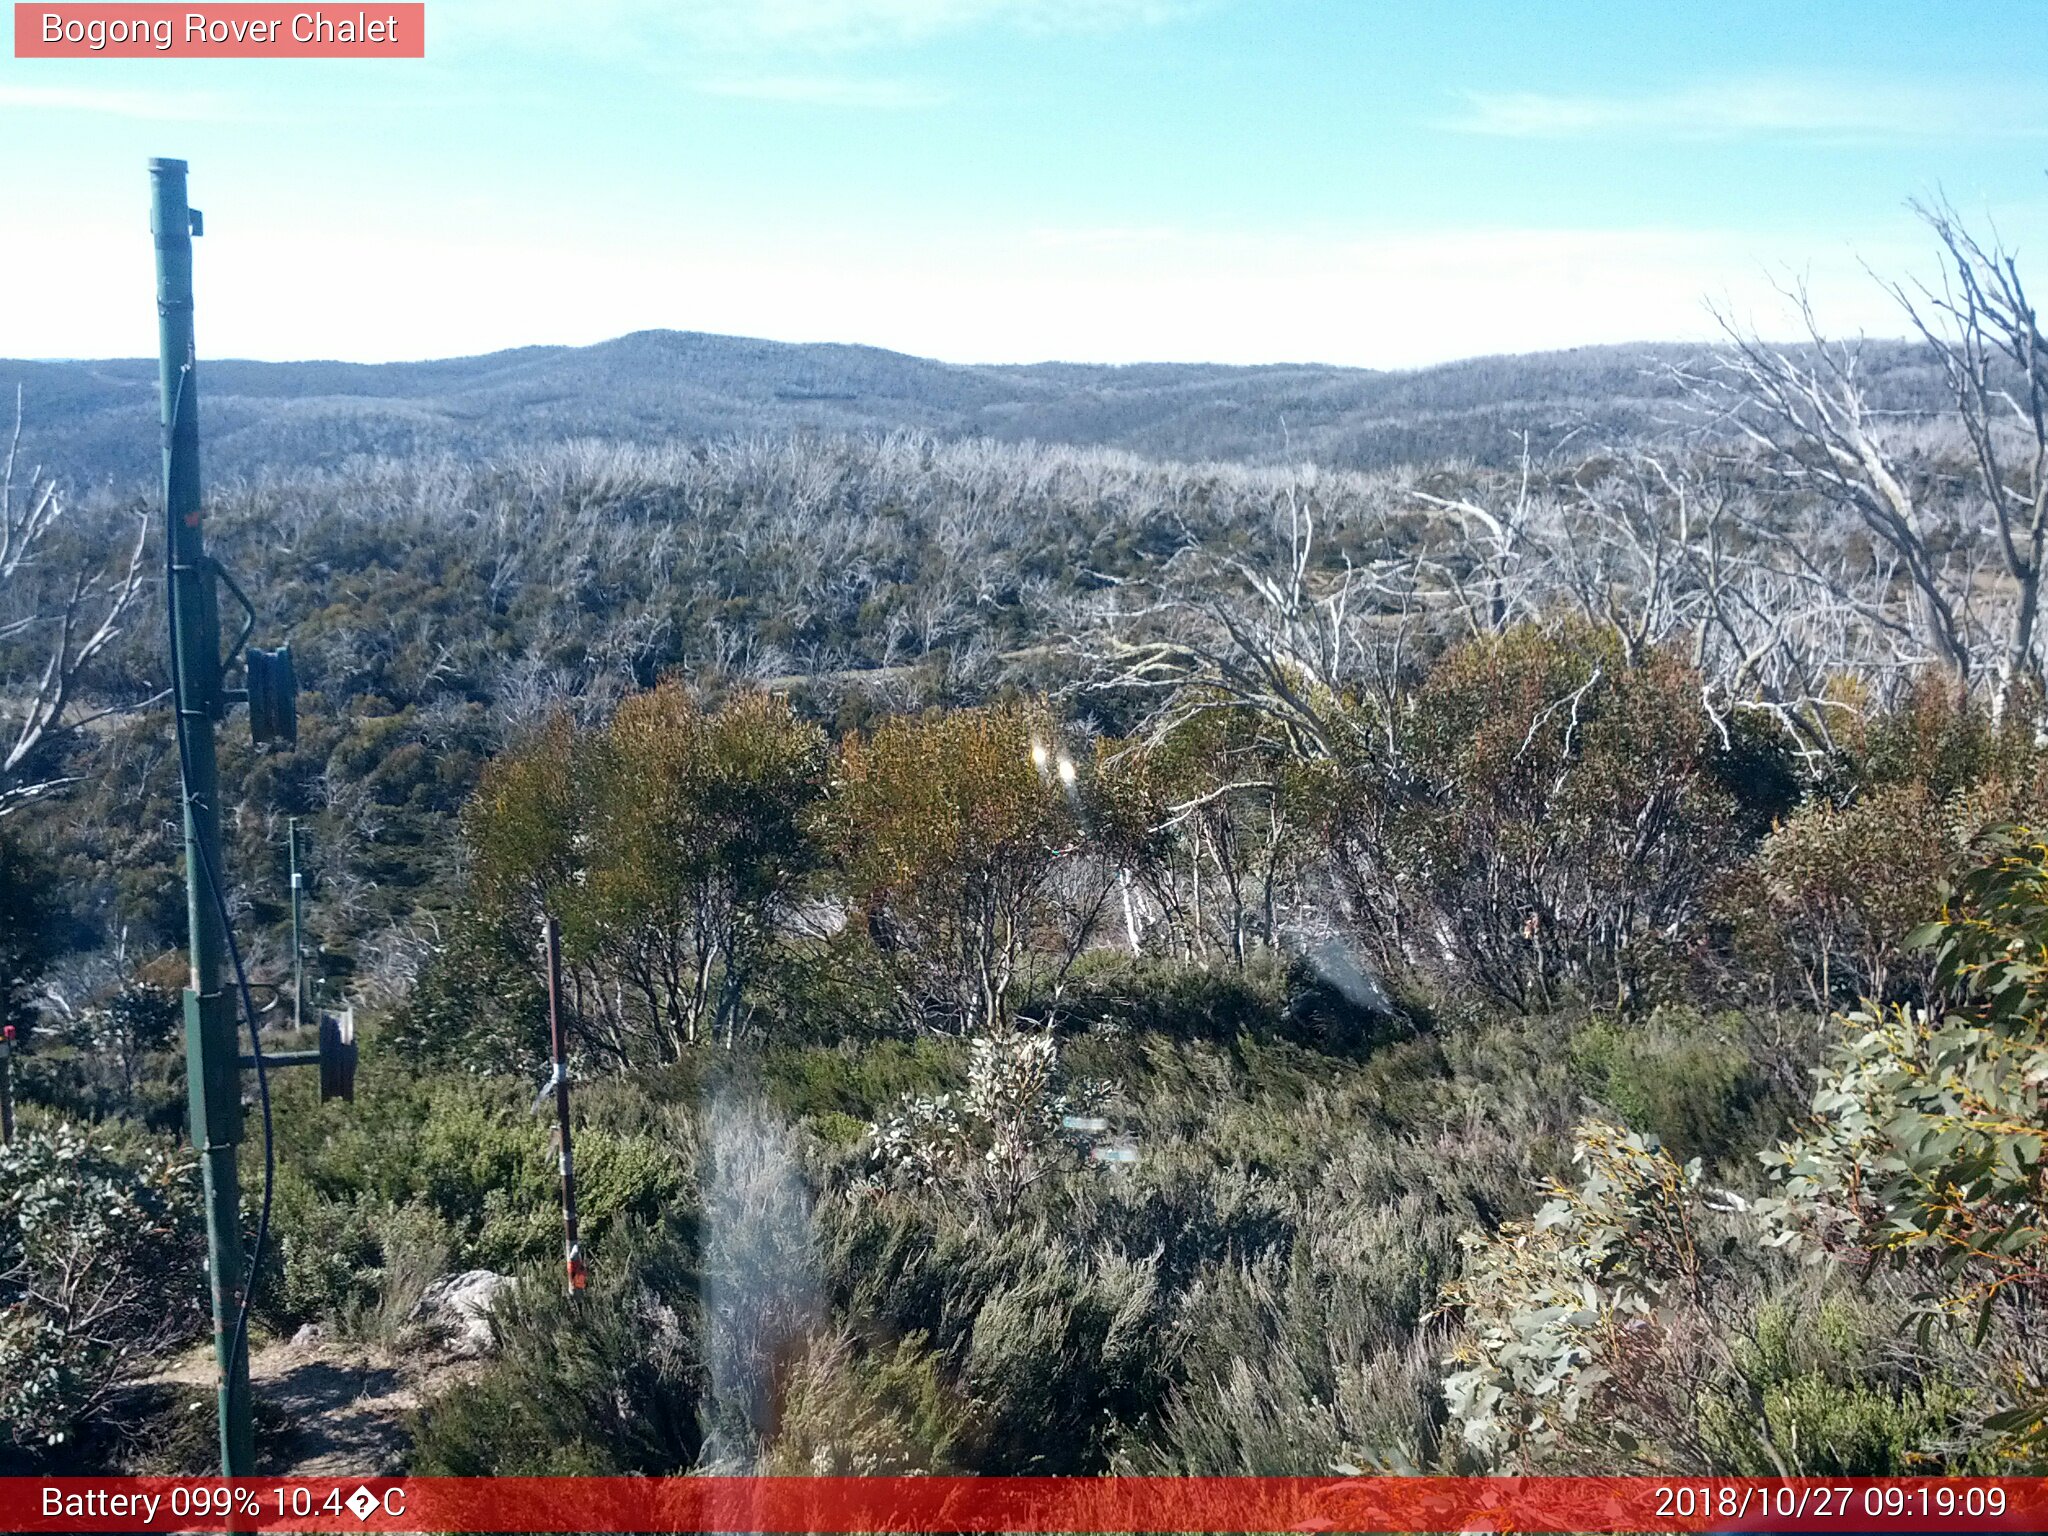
4;0;2046;365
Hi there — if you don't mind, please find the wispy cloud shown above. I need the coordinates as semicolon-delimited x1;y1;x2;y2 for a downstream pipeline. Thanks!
1024;223;1182;250
689;0;1190;48
450;0;1194;56
0;84;233;121
1445;76;2048;144
695;74;948;107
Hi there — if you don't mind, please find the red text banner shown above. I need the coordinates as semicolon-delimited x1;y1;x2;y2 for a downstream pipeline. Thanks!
14;5;424;58
3;1475;2044;1534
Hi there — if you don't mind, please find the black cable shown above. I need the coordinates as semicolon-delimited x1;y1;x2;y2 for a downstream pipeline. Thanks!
163;360;275;1401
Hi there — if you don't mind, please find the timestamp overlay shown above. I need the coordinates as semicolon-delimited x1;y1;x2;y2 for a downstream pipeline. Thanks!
3;1477;2043;1533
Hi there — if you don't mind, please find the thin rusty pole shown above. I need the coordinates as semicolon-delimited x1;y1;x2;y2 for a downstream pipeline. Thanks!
542;915;586;1296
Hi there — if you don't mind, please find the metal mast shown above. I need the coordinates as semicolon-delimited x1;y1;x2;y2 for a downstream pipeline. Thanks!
153;155;254;1477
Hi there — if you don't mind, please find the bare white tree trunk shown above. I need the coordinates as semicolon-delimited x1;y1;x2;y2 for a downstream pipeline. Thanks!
0;389;151;813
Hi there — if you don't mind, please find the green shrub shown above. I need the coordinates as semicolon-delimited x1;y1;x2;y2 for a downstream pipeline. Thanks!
0;1123;204;1452
1037;950;1401;1059
1436;1120;1730;1472
385;915;545;1075
821;700;1088;1034
1033;950;1286;1042
1722;785;1958;1007
1757;830;2048;1462
261;1174;456;1339
808;1110;869;1148
268;1041;690;1272
1847;675;2045;804
1701;1292;1992;1475
1371;621;1745;1012
264;1169;379;1325
0;828;62;1040
408;1225;704;1475
357;1201;455;1342
764;1331;970;1473
1129;1331;1449;1476
1571;1008;1774;1167
762;1038;962;1123
818;1201;1172;1474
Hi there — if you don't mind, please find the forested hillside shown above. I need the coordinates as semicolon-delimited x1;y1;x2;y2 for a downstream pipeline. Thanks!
0;330;1948;486
6;206;2048;1484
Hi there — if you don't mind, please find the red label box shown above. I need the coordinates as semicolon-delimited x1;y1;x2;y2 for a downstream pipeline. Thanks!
4;1476;2046;1534
14;4;425;57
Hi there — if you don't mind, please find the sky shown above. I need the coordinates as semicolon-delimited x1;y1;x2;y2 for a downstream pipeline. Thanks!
3;0;2047;368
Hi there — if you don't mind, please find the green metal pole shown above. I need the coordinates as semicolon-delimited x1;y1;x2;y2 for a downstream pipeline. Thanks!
289;818;304;1034
153;156;254;1479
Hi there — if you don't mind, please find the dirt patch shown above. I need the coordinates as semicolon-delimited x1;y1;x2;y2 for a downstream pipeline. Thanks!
140;1331;481;1475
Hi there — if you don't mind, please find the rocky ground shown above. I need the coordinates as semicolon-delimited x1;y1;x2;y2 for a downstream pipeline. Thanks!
120;1271;512;1475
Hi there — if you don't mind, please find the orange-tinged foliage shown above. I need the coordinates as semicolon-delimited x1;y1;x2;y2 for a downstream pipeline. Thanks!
823;701;1086;1033
461;685;826;1058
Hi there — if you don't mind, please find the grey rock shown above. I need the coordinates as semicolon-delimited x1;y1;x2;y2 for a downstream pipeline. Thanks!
413;1269;515;1356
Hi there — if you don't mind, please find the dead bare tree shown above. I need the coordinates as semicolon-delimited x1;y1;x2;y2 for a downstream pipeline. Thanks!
1557;450;1922;757
0;390;150;813
1887;197;2048;707
1410;432;1554;640
1684;290;1972;686
1682;200;2046;711
1096;476;1421;763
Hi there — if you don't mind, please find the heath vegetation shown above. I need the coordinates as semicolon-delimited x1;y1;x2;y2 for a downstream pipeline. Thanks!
6;203;2048;1480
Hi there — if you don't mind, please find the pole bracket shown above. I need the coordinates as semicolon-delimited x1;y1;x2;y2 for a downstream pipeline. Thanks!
239;1009;355;1101
183;989;241;1150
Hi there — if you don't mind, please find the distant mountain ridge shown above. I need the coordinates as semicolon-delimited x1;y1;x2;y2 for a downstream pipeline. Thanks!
0;328;1931;485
